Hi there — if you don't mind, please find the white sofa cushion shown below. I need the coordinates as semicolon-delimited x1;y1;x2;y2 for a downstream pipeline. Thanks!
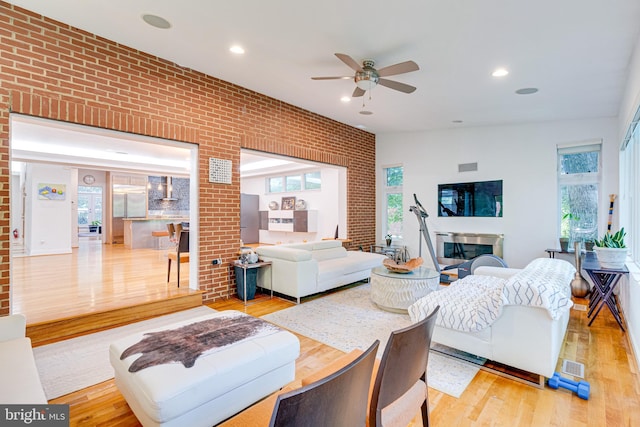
110;310;299;426
502;258;575;319
0;337;48;404
256;246;312;262
409;275;505;332
311;246;347;261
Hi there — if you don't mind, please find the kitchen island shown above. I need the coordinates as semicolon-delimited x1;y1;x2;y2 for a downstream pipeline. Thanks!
123;217;189;249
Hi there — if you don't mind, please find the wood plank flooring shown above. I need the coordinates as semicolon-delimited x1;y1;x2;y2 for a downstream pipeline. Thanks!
46;292;640;426
11;239;198;325
12;239;202;344
13;242;640;425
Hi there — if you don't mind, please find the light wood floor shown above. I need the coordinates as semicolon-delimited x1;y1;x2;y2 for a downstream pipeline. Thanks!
11;238;196;325
44;290;639;426
13;243;640;425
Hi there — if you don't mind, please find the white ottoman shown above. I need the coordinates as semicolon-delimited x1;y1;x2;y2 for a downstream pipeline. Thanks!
109;310;299;427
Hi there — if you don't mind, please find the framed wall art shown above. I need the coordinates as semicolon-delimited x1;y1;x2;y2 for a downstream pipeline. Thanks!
281;196;296;210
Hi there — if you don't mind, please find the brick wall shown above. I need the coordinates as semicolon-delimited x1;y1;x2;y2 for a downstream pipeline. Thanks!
0;2;377;314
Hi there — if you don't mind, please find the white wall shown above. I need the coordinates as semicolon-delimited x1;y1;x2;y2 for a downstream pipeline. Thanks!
241;166;346;244
25;163;74;256
377;117;618;269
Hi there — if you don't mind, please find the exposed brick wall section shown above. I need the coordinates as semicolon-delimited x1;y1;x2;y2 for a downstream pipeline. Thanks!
0;2;376;314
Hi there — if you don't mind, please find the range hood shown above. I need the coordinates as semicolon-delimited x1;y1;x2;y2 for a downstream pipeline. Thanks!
162;176;178;201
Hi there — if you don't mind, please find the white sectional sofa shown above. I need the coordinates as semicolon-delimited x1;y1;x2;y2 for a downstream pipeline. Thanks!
409;258;576;379
256;240;387;303
0;314;48;403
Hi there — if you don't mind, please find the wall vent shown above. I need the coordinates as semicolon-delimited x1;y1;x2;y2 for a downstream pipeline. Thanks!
458;162;478;172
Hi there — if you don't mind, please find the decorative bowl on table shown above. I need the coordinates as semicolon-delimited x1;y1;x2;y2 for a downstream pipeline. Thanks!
383;257;423;273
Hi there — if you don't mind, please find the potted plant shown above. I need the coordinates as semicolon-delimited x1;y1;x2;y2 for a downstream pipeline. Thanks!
559;213;579;252
593;228;627;269
385;233;392;247
89;220;101;234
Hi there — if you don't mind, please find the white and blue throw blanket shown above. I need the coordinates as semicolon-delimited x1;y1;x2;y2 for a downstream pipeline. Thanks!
409;258;575;332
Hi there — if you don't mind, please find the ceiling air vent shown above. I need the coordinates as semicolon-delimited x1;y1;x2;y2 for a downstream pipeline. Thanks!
458;162;478;173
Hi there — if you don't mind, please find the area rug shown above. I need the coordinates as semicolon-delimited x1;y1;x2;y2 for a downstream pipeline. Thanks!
33;306;217;400
261;283;479;398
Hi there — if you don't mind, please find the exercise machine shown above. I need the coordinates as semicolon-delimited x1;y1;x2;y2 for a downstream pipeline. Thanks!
409;193;441;276
410;193;507;282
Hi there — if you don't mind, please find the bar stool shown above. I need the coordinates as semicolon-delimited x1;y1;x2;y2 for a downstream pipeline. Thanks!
151;230;170;250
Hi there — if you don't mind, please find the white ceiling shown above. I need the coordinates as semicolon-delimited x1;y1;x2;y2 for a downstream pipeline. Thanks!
6;0;640;135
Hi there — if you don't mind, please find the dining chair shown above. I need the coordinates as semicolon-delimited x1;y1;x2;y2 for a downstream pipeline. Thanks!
167;230;189;287
175;222;184;235
166;223;177;245
369;306;440;427
269;340;380;427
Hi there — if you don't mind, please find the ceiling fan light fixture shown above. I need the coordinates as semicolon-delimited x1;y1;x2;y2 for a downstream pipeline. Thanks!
355;67;379;91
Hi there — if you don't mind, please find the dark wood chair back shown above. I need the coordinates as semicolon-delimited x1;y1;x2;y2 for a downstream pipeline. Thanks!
269;340;380;427
176;230;189;254
370;306;440;427
166;223;176;242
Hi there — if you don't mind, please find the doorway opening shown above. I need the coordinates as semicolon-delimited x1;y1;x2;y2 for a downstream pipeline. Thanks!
9;113;199;324
78;185;103;237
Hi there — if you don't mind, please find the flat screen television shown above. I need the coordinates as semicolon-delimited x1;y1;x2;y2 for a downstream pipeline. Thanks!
438;180;503;217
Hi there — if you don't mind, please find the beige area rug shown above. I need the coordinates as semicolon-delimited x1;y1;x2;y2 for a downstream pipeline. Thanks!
33;306;217;400
261;283;480;398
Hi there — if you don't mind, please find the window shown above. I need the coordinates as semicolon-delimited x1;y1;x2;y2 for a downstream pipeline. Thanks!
558;143;601;248
268;177;283;193
285;175;301;191
267;171;321;193
304;171;321;190
384;166;403;239
621;109;640;265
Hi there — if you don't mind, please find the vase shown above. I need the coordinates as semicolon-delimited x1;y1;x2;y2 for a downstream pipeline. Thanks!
593;247;627;269
571;241;589;298
385;238;392;247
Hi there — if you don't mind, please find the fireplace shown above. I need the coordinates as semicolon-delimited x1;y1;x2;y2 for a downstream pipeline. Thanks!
435;232;504;265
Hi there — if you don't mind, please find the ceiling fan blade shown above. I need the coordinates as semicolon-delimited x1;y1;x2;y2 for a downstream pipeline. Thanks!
378;78;417;94
377;60;419;77
311;76;353;80
335;53;363;72
352;87;366;97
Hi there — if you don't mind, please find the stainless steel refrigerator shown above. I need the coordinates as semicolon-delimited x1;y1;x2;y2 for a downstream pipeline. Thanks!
240;193;259;244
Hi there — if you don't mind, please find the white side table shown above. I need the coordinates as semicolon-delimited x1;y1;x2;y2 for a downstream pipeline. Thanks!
370;266;440;313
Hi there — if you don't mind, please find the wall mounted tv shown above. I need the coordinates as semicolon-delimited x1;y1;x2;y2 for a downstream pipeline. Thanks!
438;180;503;217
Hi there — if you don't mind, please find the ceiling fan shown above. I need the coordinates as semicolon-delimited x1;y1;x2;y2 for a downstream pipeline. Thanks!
312;53;419;97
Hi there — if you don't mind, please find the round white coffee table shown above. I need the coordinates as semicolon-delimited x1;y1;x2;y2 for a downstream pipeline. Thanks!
370;266;440;313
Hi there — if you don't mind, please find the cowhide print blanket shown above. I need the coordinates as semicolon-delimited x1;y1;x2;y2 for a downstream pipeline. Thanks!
120;312;281;372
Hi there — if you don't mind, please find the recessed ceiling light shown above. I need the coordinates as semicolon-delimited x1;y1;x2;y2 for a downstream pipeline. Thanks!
356;124;367;129
359;110;373;115
515;87;539;95
491;68;509;77
229;45;245;54
142;14;171;29
340;96;351;103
